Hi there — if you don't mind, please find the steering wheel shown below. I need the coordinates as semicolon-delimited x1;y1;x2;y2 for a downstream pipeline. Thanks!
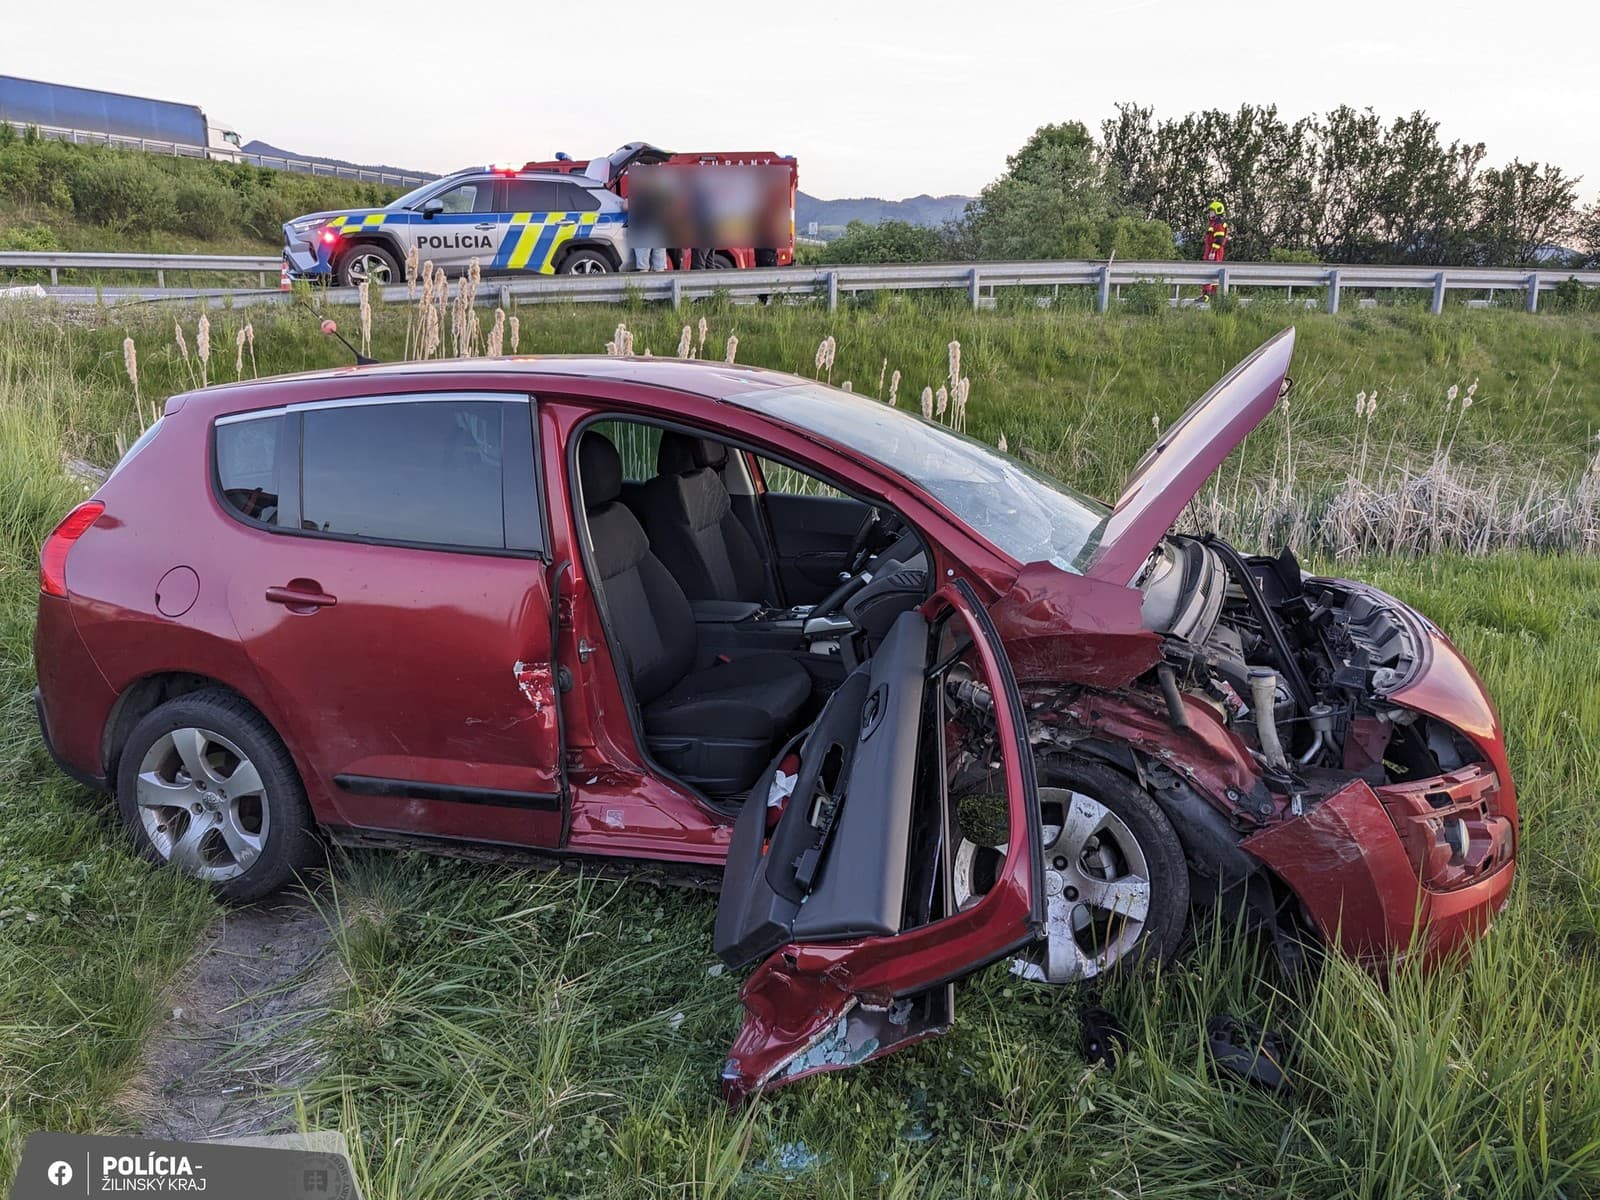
808;511;910;623
841;509;882;578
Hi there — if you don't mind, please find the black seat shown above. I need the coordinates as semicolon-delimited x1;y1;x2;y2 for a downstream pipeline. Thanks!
641;433;771;604
579;432;808;795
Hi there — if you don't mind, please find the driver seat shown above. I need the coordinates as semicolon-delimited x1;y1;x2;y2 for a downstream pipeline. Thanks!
641;433;773;605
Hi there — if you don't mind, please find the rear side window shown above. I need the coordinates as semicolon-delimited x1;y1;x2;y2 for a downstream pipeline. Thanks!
551;182;601;212
300;399;509;549
216;415;283;525
503;179;602;213
503;180;561;212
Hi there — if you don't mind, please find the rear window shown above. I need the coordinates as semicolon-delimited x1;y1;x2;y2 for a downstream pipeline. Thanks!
299;399;507;549
215;414;282;525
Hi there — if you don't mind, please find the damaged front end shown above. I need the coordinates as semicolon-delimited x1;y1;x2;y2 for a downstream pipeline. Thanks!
1024;533;1517;969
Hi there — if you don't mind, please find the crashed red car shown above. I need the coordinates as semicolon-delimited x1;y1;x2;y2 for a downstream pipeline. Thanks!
34;328;1516;1099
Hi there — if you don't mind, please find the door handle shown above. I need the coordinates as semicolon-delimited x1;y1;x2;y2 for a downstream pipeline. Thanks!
475;222;497;230
265;581;337;612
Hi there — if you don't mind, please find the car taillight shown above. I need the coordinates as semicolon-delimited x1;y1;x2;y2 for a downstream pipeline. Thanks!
39;501;104;597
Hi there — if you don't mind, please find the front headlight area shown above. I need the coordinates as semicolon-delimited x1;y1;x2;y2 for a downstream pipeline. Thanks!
1370;713;1515;891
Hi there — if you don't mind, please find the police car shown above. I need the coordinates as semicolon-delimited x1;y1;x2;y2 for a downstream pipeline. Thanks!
283;164;629;285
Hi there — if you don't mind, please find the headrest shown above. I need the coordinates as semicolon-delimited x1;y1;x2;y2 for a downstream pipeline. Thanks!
579;432;623;507
657;432;729;476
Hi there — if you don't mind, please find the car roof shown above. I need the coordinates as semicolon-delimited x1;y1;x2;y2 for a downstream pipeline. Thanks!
169;356;805;421
438;167;608;185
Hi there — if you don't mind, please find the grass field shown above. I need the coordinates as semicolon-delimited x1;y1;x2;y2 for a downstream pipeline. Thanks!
3;296;1600;1196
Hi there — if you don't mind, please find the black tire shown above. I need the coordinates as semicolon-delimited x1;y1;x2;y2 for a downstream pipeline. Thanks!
1035;755;1189;976
709;251;736;270
557;248;612;275
335;242;400;287
115;689;316;903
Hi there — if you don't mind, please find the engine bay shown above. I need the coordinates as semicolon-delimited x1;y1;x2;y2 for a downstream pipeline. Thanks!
1140;535;1482;787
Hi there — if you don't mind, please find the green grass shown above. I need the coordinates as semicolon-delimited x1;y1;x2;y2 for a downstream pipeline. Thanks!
3;297;1600;1194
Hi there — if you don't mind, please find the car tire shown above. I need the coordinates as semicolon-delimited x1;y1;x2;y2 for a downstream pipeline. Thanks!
336;242;400;287
115;689;317;903
557;249;612;275
1035;755;1189;978
952;754;1189;983
709;251;736;269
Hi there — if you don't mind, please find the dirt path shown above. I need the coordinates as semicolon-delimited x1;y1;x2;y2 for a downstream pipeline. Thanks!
116;885;338;1141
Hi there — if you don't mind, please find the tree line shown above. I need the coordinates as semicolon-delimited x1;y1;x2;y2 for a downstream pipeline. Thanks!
822;104;1598;269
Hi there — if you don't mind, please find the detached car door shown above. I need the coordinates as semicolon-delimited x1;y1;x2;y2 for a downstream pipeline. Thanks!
712;579;1043;1100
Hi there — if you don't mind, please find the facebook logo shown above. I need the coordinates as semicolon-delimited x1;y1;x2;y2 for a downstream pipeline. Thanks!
47;1159;74;1186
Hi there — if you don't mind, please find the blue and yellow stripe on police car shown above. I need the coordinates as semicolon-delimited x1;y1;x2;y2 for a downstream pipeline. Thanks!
494;211;604;273
325;213;388;230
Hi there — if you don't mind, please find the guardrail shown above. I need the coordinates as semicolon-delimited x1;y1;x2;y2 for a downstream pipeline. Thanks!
5;251;1598;313
1;120;435;187
0;250;281;288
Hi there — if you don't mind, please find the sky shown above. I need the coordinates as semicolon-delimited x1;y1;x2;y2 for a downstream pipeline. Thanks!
4;0;1597;201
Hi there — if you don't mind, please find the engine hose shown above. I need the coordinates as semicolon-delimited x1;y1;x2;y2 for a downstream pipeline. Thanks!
1155;664;1191;731
1203;535;1315;716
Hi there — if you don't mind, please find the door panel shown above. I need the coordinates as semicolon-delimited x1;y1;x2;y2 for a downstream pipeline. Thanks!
224;396;563;847
410;176;505;271
714;580;1042;1100
762;492;870;603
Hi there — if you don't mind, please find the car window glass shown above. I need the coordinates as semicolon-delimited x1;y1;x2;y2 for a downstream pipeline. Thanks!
503;179;560;212
300;399;506;549
589;419;661;481
215;415;282;525
755;456;846;499
551;182;601;212
431;180;494;214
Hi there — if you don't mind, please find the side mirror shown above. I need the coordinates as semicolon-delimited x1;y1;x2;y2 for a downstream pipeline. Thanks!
421;198;444;219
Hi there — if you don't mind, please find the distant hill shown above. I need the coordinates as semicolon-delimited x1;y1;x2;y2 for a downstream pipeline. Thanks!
796;191;972;236
241;140;436;184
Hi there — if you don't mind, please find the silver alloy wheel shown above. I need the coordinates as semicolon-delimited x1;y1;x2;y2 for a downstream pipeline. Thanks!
135;726;270;882
346;251;392;284
953;786;1153;983
569;256;607;275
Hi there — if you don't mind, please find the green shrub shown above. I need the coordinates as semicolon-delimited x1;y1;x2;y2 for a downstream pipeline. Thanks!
1119;278;1170;315
0;139;405;247
0;224;60;251
67;154;178;231
173;177;244;239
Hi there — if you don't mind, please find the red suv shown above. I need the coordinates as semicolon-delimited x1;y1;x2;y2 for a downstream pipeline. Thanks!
34;330;1517;1098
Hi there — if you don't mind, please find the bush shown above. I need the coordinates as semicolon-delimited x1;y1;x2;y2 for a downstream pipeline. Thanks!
67;154;178;231
0;139;406;247
174;177;244;239
0;223;60;251
820;219;947;264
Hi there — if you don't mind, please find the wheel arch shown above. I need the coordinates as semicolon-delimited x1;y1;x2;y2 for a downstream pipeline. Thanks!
554;239;621;272
335;231;406;267
102;672;293;787
1060;739;1318;968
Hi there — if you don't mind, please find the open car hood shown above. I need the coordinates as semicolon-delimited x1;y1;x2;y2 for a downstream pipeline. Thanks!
1083;327;1297;585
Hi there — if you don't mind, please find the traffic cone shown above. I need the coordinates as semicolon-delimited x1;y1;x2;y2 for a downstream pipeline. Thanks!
279;258;291;291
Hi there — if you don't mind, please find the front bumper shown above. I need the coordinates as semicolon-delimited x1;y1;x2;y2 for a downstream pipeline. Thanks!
283;243;329;278
1245;602;1517;966
1244;777;1513;967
